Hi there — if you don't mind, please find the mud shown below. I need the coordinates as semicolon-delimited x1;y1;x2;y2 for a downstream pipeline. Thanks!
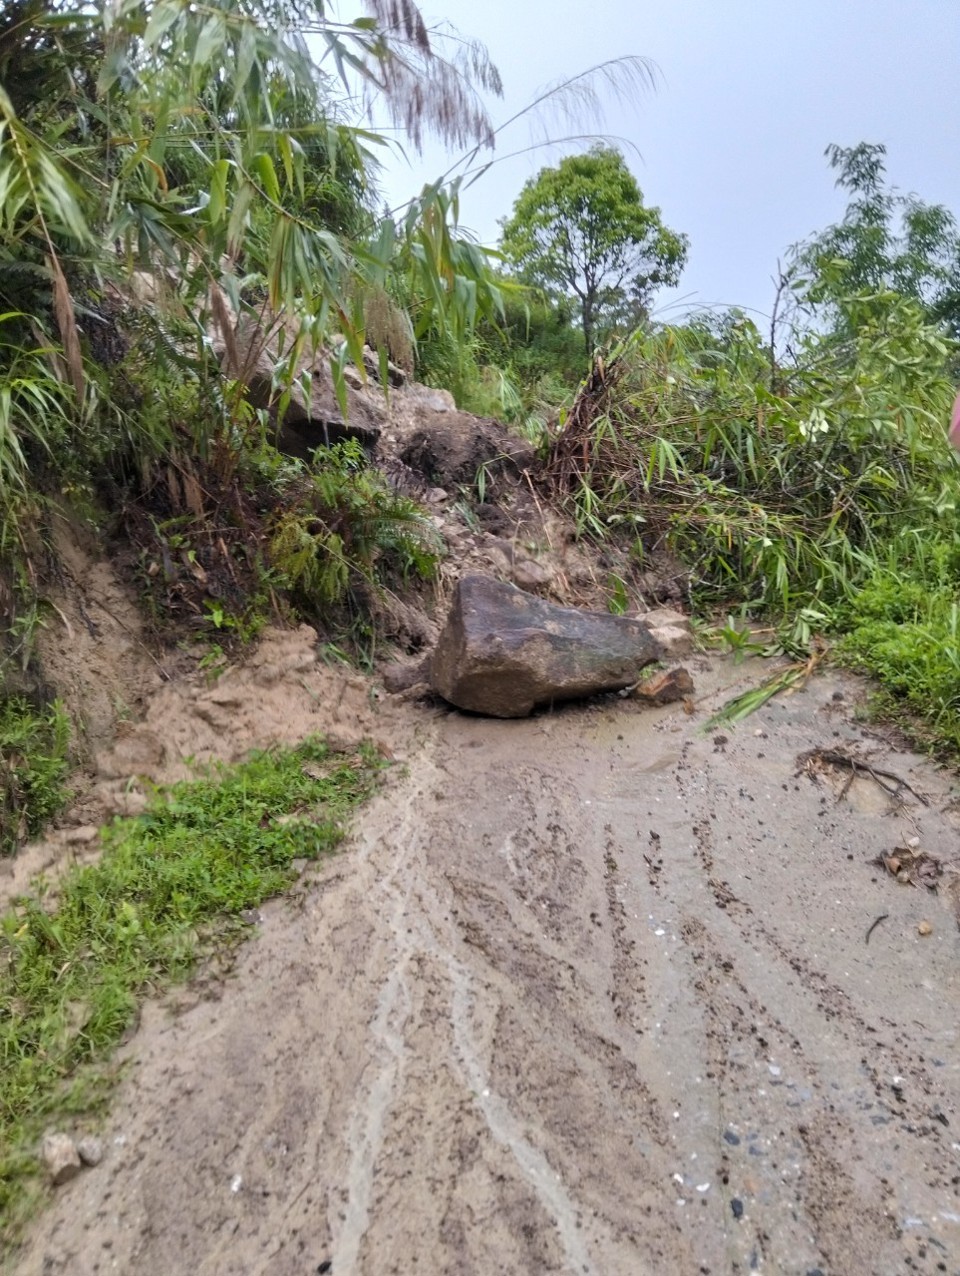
10;657;960;1275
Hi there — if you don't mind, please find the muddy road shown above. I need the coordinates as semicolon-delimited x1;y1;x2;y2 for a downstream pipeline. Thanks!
12;658;960;1275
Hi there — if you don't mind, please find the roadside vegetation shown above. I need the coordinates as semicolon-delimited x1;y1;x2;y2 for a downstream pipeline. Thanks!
0;696;70;856
0;736;381;1244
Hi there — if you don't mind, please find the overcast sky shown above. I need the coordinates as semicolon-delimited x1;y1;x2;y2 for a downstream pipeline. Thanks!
352;0;960;326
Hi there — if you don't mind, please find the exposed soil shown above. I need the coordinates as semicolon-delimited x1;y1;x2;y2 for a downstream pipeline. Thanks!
10;655;960;1276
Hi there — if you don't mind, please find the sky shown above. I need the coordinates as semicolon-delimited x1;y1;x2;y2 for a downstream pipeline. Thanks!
347;0;960;327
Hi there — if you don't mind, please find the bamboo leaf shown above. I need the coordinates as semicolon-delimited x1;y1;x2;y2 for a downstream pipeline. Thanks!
47;254;84;404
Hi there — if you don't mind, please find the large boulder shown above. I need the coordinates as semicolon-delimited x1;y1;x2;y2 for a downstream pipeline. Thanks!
429;575;662;717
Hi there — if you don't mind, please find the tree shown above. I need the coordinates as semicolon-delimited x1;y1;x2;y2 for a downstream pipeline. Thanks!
499;146;688;354
790;142;960;339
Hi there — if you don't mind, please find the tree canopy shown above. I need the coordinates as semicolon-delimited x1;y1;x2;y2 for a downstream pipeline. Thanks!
790;142;960;340
498;146;688;353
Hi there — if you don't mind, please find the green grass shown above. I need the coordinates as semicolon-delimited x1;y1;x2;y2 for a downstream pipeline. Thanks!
1;696;70;858
835;548;960;752
0;736;381;1248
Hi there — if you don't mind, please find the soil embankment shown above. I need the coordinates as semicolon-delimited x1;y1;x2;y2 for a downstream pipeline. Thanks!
11;657;960;1275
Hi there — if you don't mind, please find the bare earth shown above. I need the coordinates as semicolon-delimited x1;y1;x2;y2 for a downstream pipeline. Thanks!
10;655;960;1276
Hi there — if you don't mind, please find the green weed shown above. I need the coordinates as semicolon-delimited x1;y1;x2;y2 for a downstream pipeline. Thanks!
836;553;960;750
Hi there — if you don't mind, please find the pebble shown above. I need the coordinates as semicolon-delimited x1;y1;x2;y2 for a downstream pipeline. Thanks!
918;920;933;936
41;1132;82;1185
731;1197;744;1219
76;1136;104;1167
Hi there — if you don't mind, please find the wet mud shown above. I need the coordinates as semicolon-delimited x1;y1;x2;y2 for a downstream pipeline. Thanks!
11;658;960;1275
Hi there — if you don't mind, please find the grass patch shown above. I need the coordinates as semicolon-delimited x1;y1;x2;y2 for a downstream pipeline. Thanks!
1;697;71;858
836;550;960;753
0;735;381;1248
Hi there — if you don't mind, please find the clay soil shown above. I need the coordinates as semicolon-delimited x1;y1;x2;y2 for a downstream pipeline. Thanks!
9;653;960;1276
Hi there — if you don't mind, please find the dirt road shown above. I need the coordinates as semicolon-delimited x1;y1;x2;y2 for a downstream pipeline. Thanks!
12;657;960;1275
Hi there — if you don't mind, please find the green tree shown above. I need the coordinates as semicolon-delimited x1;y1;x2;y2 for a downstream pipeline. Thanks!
499;146;688;354
790;142;960;339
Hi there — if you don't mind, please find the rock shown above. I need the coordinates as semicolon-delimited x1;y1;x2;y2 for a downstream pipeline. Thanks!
391;681;433;703
635;608;694;659
649;624;693;659
511;558;554;593
401;384;456;413
76;1136;104;1167
97;786;148;819
632;667;695;706
429;575;662;718
361;344;407;388
918;920;933;936
42;1133;82;1185
381;658;429;694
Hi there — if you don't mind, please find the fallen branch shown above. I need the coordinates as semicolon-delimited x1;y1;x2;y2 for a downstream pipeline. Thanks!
799;747;928;807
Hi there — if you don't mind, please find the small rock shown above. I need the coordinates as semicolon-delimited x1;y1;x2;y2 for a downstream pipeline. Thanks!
632;667;695;706
511;558;554;592
76;1136;104;1167
639;608;693;658
381;658;429;694
648;624;693;660
918;920;933;936
426;487;449;504
42;1133;82;1185
731;1197;744;1219
392;680;433;703
100;788;148;819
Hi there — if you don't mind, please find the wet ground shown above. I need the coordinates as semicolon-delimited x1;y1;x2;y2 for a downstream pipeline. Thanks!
11;656;960;1275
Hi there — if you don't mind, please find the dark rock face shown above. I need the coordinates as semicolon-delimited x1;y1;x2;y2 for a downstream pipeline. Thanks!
399;412;534;490
429;575;662;718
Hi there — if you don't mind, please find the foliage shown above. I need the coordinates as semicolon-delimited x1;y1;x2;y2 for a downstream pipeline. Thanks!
790;142;960;340
837;543;960;752
0;695;69;857
0;735;381;1244
474;291;586;400
499;146;688;353
546;289;957;626
0;0;510;609
268;439;440;610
